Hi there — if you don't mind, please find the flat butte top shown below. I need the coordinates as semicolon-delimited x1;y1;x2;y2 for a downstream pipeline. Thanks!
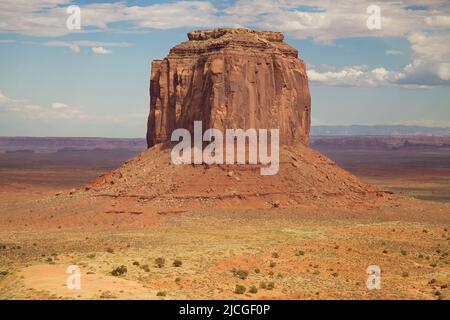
168;28;299;58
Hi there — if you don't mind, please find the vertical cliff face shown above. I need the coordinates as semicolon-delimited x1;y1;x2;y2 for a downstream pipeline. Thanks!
146;28;311;148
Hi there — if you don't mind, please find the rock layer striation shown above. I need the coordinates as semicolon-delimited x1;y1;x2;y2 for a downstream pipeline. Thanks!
146;28;311;147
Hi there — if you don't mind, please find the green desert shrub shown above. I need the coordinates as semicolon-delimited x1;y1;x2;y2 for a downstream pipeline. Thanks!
234;285;246;294
232;269;248;280
295;250;305;256
155;257;165;268
172;260;182;267
249;286;258;294
260;281;275;290
111;265;127;276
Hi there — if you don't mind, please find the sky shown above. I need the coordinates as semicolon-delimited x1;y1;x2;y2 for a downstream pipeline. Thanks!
0;0;449;138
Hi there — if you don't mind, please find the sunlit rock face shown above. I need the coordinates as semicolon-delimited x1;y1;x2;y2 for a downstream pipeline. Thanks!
146;28;311;148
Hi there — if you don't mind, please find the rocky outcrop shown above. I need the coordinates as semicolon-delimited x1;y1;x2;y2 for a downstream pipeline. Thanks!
146;28;311;148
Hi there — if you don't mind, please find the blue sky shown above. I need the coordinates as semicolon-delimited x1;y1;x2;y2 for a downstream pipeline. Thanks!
0;0;449;137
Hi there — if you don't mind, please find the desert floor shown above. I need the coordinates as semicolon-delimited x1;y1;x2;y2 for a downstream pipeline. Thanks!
0;147;449;300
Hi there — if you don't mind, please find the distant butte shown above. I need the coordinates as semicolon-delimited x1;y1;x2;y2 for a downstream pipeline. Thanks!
84;29;396;210
146;28;311;148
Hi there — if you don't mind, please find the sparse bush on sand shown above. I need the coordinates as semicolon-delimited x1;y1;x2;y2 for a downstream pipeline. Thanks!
249;286;258;294
232;269;248;280
172;259;182;267
155;257;165;268
156;291;167;297
111;265;127;276
259;281;275;290
234;285;246;294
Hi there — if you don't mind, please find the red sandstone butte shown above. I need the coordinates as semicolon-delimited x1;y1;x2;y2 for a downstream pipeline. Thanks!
146;28;311;148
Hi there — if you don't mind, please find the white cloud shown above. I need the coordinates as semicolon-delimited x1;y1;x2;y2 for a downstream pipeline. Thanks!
0;90;88;120
91;46;112;55
44;40;133;53
0;0;217;37
219;0;450;44
399;32;450;85
1;0;449;41
1;1;450;88
308;65;404;87
385;50;402;56
425;15;450;27
309;31;450;87
0;89;146;125
51;102;69;109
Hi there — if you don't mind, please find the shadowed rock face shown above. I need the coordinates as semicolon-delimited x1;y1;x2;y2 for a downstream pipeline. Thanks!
146;28;311;148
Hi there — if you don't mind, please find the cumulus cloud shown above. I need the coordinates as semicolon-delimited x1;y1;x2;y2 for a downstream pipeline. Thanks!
0;0;217;37
44;40;133;53
385;49;403;56
0;89;147;124
91;46;112;55
0;0;449;40
309;32;450;87
51;102;69;109
308;65;404;87
218;0;450;43
0;90;88;120
1;1;450;87
399;32;450;85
